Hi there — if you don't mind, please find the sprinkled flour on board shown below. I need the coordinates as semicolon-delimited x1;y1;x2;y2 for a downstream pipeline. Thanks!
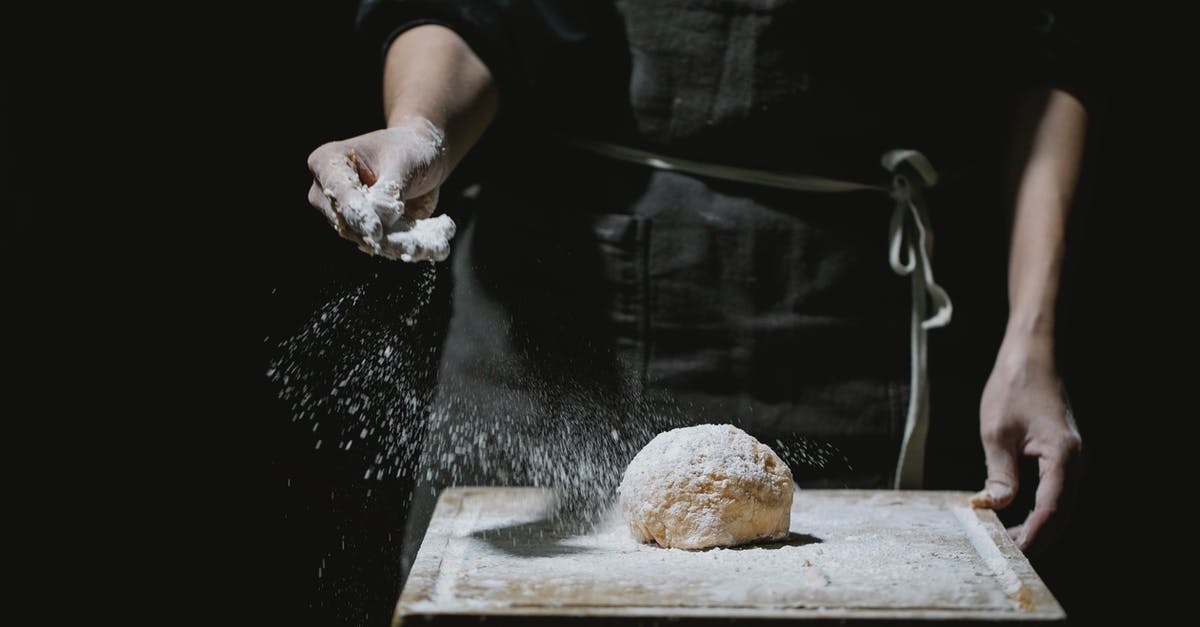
402;489;1036;615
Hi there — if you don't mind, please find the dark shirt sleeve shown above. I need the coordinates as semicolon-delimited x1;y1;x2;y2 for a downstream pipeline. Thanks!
1009;2;1099;111
355;1;633;133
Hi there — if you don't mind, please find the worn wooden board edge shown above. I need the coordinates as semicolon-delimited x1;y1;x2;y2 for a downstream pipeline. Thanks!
394;487;1065;625
395;486;472;609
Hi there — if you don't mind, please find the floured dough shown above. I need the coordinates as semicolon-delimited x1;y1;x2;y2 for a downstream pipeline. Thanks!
618;424;794;549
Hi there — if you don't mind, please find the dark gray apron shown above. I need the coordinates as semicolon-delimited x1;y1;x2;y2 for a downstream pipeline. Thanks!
401;0;970;575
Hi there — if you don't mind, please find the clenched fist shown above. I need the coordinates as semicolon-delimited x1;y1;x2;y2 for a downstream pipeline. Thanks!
306;115;456;262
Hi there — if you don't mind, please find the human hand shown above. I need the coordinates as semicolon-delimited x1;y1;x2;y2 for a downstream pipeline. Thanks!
306;115;456;262
970;335;1082;554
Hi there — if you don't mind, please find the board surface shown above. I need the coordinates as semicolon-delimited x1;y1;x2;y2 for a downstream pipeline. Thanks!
395;487;1063;624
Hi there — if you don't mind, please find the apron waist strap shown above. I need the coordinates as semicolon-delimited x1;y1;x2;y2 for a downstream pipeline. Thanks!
565;138;953;489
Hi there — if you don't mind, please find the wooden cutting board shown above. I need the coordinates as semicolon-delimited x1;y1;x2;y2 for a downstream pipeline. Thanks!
394;487;1063;625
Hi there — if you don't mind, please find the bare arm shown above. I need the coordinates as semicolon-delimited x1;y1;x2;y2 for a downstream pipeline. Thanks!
973;87;1087;553
1007;88;1087;338
307;25;497;261
382;24;498;174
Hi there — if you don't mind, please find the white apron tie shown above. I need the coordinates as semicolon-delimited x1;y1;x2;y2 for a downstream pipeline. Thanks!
567;138;953;489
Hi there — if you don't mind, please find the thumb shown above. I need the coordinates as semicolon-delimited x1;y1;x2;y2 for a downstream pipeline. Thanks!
970;434;1019;510
364;175;439;228
364;179;408;230
402;186;440;221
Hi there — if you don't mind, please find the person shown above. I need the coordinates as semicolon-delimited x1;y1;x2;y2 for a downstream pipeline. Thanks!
305;1;1089;622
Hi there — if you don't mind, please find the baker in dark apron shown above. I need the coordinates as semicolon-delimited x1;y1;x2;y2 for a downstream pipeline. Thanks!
309;0;1088;611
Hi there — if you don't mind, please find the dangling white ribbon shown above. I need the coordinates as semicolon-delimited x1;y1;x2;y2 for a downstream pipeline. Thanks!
565;138;953;488
880;149;952;489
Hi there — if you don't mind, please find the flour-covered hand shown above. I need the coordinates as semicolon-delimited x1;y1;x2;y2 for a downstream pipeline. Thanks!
306;115;455;261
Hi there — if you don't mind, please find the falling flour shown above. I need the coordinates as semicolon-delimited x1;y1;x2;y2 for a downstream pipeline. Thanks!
269;269;852;528
268;265;442;483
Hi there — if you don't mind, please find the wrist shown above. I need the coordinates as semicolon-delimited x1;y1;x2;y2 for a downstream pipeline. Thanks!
386;111;444;134
379;115;450;193
1004;309;1055;339
996;325;1055;370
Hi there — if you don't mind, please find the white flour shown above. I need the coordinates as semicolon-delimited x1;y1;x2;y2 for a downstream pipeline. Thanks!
384;214;456;263
268;265;442;481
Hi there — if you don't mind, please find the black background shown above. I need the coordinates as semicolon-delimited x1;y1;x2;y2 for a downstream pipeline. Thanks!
5;2;1187;624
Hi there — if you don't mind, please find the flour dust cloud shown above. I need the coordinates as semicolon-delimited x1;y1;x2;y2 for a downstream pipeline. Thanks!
268;265;849;522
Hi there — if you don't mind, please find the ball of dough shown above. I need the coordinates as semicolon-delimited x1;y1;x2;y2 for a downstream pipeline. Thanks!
618;424;794;549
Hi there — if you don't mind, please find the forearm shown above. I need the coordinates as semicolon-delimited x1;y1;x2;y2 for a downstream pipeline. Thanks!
1004;88;1088;347
382;24;498;174
974;88;1088;554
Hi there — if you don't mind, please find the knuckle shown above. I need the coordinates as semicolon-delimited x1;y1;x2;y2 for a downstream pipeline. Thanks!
307;142;341;172
981;425;1012;446
306;147;325;172
1050;433;1082;459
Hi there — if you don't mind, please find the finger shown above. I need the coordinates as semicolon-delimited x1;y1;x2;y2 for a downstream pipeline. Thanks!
308;147;382;248
307;182;338;227
380;227;417;262
971;433;1019;510
1013;447;1069;552
309;181;375;250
